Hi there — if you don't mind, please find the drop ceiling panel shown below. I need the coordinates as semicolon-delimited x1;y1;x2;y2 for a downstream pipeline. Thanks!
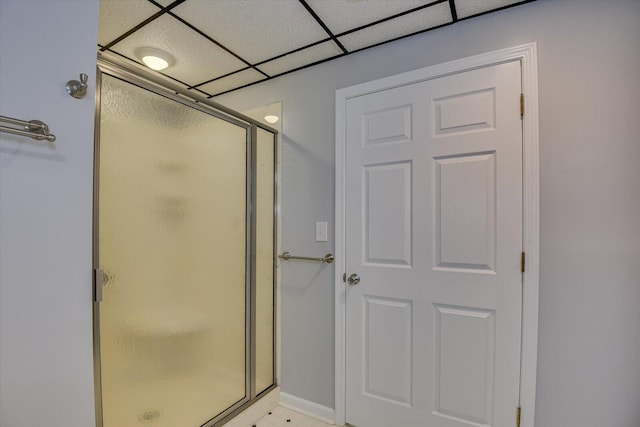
109;14;247;85
256;41;344;77
99;0;535;96
455;0;525;19
170;0;330;64
98;0;159;46
307;0;431;35
198;69;267;96
338;1;452;52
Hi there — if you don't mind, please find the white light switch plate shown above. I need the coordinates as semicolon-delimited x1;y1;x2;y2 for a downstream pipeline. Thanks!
315;221;328;242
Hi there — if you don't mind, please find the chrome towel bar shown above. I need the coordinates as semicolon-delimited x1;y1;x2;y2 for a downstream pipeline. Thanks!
278;251;334;264
0;115;56;143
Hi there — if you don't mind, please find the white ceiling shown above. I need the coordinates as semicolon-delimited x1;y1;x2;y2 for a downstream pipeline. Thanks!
98;0;534;98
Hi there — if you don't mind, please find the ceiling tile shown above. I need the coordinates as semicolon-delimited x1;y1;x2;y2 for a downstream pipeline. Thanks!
256;41;343;77
109;14;247;86
98;0;533;96
198;69;267;96
307;0;432;35
99;50;195;90
338;1;452;52
98;0;160;46
170;0;330;64
454;0;525;19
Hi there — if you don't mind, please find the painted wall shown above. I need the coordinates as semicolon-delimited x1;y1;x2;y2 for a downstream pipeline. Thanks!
1;1;639;426
216;1;640;426
0;1;99;426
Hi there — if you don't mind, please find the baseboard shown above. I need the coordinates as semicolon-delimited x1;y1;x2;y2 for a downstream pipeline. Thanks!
279;392;336;425
225;387;279;427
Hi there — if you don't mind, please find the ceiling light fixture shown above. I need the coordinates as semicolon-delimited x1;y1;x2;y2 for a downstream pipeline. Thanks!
136;47;175;71
264;104;280;124
264;114;279;124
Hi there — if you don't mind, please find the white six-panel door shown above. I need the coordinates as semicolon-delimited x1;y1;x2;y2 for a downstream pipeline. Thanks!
344;61;523;427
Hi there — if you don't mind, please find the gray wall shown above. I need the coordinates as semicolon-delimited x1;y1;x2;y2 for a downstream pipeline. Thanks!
217;1;640;426
0;1;99;426
1;1;638;426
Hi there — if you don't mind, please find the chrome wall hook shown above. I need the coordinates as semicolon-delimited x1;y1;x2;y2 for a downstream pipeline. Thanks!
66;73;88;99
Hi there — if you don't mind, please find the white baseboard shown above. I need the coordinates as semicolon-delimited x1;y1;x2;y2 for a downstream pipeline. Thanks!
279;392;336;425
225;387;280;427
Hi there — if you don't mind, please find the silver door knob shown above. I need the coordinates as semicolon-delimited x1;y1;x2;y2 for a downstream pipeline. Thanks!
347;273;360;285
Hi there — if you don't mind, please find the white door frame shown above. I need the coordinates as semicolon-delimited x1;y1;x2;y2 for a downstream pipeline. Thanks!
334;43;539;427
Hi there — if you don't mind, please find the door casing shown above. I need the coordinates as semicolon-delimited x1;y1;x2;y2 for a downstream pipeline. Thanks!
334;43;540;427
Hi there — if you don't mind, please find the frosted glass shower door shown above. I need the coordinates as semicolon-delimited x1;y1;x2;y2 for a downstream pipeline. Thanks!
255;128;275;395
97;74;249;427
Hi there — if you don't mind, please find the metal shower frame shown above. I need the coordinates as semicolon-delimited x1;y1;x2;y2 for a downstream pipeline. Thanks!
92;55;279;427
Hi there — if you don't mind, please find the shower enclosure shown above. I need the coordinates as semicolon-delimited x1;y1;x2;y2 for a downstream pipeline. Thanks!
93;59;276;427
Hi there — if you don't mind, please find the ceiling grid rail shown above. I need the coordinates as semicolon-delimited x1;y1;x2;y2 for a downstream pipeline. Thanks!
97;0;537;98
297;0;349;54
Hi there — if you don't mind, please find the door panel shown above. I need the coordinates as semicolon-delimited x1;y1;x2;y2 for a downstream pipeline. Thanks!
345;61;523;427
435;152;496;271
434;304;495;425
363;296;413;405
98;74;248;427
363;104;413;145
364;162;412;266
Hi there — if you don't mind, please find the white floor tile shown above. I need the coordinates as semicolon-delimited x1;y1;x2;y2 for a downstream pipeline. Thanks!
254;406;333;427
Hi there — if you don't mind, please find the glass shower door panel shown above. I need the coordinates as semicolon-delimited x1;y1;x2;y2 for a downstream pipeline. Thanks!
98;75;248;427
255;128;275;394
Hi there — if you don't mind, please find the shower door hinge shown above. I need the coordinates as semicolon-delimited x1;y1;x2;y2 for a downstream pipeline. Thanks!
516;406;521;427
93;268;104;302
521;252;526;273
520;93;525;117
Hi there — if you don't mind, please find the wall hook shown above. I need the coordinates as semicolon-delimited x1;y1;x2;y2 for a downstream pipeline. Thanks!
66;73;88;99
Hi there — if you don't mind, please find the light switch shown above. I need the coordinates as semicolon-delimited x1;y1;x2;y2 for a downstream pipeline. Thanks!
315;221;328;242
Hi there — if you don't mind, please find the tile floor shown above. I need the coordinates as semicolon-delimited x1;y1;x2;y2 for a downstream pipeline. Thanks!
254;406;333;427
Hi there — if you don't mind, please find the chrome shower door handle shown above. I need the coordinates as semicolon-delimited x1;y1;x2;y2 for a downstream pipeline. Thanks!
347;273;360;285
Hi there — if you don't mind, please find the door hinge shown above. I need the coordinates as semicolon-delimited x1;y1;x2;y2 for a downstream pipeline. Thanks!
520;93;524;117
520;252;525;273
93;268;103;302
516;406;521;427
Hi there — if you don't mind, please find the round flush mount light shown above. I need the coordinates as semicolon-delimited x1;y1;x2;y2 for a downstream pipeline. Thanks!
264;103;280;124
264;114;279;124
136;47;175;71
